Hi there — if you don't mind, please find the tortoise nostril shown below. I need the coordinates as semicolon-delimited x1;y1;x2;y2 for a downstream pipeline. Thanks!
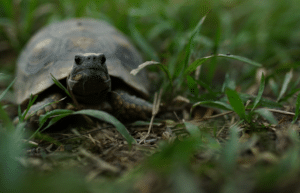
75;55;82;65
99;54;106;64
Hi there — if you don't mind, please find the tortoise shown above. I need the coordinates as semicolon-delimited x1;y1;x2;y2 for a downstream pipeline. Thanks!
15;18;153;123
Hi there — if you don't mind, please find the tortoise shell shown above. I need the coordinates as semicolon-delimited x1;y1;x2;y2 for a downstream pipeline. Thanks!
15;18;149;105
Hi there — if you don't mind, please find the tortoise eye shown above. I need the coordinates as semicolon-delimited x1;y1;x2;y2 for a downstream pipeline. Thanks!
75;55;82;65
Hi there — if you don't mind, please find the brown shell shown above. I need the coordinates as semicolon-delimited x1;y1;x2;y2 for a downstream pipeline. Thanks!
15;18;149;105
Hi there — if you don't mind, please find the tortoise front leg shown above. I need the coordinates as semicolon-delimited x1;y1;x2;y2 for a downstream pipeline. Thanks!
108;90;153;121
24;93;66;123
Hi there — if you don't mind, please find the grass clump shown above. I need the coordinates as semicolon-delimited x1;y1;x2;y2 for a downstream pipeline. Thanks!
2;0;300;192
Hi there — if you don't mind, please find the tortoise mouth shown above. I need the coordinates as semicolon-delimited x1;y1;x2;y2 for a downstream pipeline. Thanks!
67;75;111;104
67;77;111;85
71;87;111;104
72;86;110;97
75;67;102;73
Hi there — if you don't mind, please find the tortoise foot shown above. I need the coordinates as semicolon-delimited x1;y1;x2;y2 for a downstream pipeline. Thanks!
24;93;65;123
109;90;153;121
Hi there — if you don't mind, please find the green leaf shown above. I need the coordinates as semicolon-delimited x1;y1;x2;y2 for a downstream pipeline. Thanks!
255;108;278;125
20;95;38;122
0;17;13;27
216;54;262;67
207;23;221;83
184;122;201;137
0;0;14;18
51;73;71;97
128;17;159;61
277;69;293;102
194;78;213;93
182;15;207;70
222;73;236;91
191;101;233;113
226;88;247;122
280;88;300;103
34;132;62;146
74;110;136;145
184;57;209;75
184;54;262;77
221;123;241;174
251;73;265;111
29;109;73;139
40;113;72;133
31;108;135;145
39;109;74;127
22;0;38;38
0;77;15;101
186;75;199;97
238;93;282;109
0;102;14;131
269;78;279;97
293;93;300;124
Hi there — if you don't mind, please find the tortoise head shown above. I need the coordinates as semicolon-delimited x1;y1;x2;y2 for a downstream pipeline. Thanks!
67;53;111;104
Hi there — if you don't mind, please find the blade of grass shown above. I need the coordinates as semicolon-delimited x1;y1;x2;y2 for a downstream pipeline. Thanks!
279;88;300;103
74;110;136;146
182;14;207;71
128;17;159;61
277;69;293;102
186;75;199;97
184;122;201;137
221;123;241;174
0;0;14;18
0;18;13;27
31;108;135;146
226;88;247;122
269;78;279;97
22;0;38;39
238;93;282;108
292;93;300;124
0;77;15;101
184;57;208;75
222;73;236;91
255;108;278;125
184;54;262;76
29;109;73;139
0;102;14;131
51;73;71;97
251;73;265;111
173;14;207;80
39;109;74;127
207;21;221;83
191;101;233;113
194;78;213;93
217;54;262;67
19;94;38;122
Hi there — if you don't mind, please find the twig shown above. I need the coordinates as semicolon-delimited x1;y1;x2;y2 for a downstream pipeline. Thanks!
139;89;162;144
264;108;295;116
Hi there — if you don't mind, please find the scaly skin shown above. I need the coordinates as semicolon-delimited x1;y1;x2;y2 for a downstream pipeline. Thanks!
25;53;153;125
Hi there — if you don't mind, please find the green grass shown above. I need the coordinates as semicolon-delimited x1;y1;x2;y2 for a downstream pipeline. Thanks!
1;0;300;192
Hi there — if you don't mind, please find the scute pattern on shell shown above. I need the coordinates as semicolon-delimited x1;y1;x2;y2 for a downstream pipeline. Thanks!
15;18;149;105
